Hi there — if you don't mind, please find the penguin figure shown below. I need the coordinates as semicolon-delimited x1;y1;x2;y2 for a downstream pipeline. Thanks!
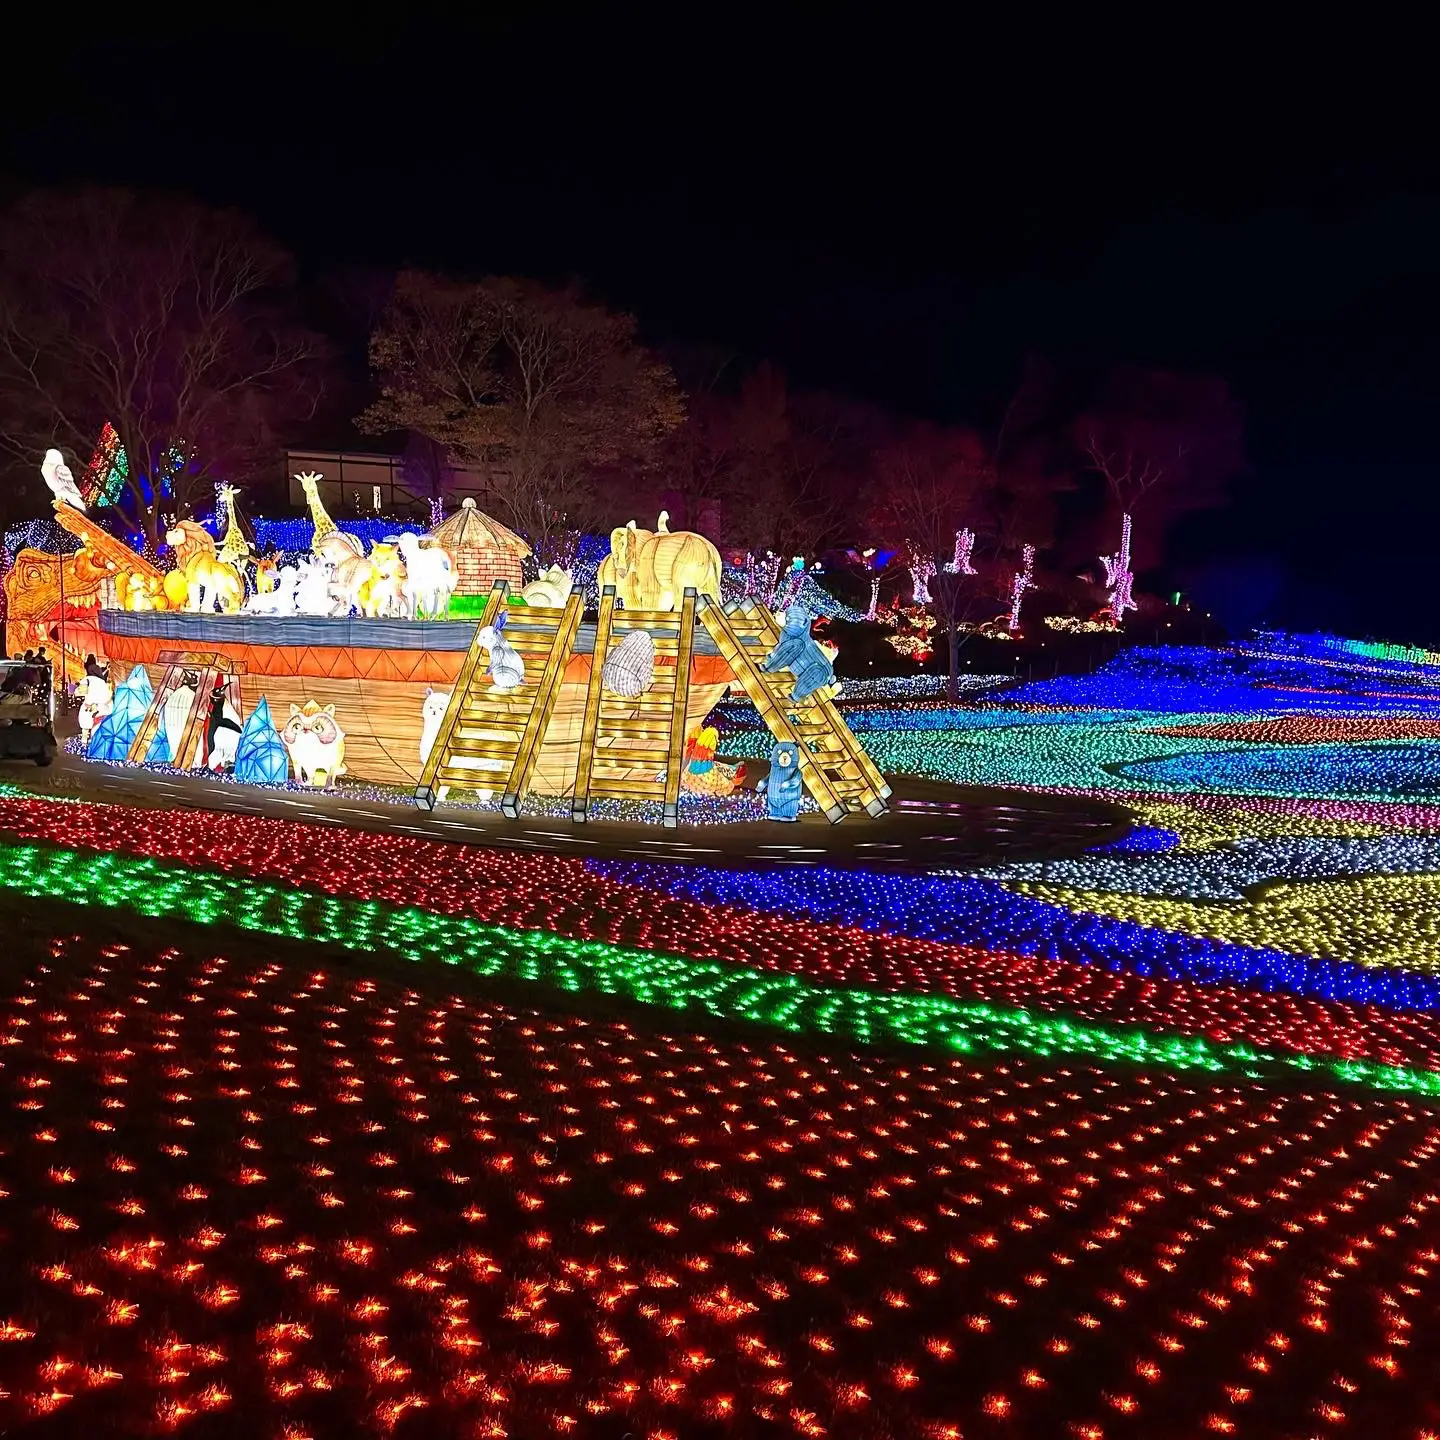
204;681;243;771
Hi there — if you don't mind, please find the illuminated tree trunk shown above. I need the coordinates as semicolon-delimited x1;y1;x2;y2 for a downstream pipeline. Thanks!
1101;513;1137;626
947;615;961;703
1007;544;1036;633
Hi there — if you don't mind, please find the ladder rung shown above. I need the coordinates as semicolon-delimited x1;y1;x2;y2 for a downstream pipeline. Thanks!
437;768;507;785
589;778;668;799
608;609;685;625
593;746;668;765
449;743;521;761
603;693;679;708
461;691;533;706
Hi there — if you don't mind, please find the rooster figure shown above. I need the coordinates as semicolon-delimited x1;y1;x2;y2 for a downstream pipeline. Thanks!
678;723;746;797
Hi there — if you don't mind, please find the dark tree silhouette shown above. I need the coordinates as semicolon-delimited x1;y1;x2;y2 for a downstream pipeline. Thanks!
1076;367;1246;571
0;188;328;544
871;424;996;701
359;272;683;563
662;364;882;554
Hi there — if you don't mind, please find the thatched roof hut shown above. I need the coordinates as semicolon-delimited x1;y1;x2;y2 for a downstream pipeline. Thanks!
428;499;531;595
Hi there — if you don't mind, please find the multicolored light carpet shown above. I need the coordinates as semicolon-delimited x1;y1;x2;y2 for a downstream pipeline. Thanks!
5;637;1440;1437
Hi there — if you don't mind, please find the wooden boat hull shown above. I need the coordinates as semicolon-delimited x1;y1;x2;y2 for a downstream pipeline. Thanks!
98;612;732;794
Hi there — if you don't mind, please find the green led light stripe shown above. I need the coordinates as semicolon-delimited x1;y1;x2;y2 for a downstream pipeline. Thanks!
3;838;1439;1098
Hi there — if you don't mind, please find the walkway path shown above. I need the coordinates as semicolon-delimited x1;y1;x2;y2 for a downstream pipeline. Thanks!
4;752;1129;873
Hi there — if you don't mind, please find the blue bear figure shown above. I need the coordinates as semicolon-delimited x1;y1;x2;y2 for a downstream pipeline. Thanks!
757;739;804;822
759;604;835;703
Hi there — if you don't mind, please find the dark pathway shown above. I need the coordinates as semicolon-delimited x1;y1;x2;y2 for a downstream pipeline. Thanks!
4;752;1129;873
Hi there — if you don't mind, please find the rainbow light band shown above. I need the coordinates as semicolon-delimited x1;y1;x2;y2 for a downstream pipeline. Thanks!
6;838;1440;1098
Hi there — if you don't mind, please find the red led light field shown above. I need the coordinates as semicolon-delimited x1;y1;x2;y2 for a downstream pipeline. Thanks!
4;932;1440;1438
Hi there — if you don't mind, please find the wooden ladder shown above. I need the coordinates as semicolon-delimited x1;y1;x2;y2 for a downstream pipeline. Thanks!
699;596;890;823
126;650;243;768
571;586;699;827
414;581;586;818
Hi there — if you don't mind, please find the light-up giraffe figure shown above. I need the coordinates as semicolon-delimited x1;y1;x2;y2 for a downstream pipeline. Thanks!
216;483;252;571
1007;544;1036;633
296;471;362;563
1101;513;1137;626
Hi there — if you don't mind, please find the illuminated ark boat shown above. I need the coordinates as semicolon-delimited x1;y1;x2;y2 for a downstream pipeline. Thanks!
99;610;734;793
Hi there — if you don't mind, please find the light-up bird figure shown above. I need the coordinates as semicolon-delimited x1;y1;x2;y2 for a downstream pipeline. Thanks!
40;448;86;510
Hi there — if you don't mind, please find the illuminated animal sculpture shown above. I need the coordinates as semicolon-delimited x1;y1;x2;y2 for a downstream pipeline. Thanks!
202;682;243;771
602;513;722;611
216;484;252;571
281;701;348;788
679;723;746;797
641;524;723;610
117;570;170;612
396;533;457;619
294;557;338;617
242;565;299;615
297;471;363;565
40;448;86;510
757;738;804;822
163;680;197;763
4;547;116;622
330;543;404;619
760;604;837;702
595;520;654;604
77;674;112;745
164;521;244;614
601;628;655;697
520;565;574;608
419;687;451;769
419;688;507;799
253;554;279;594
365;542;408;618
476;609;525;693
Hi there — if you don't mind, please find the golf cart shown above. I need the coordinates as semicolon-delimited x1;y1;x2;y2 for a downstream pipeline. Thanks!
0;658;57;765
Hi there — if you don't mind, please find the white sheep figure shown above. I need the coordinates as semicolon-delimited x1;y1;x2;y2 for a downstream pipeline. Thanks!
294;557;337;617
242;566;299;615
397;532;457;619
476;608;526;693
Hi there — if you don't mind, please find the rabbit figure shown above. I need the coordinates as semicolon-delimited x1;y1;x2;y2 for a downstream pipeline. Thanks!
477;609;526;693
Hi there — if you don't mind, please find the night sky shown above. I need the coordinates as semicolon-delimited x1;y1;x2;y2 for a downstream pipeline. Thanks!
3;18;1435;642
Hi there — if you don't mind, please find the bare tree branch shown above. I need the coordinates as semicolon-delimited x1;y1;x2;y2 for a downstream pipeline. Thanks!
0;188;328;540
